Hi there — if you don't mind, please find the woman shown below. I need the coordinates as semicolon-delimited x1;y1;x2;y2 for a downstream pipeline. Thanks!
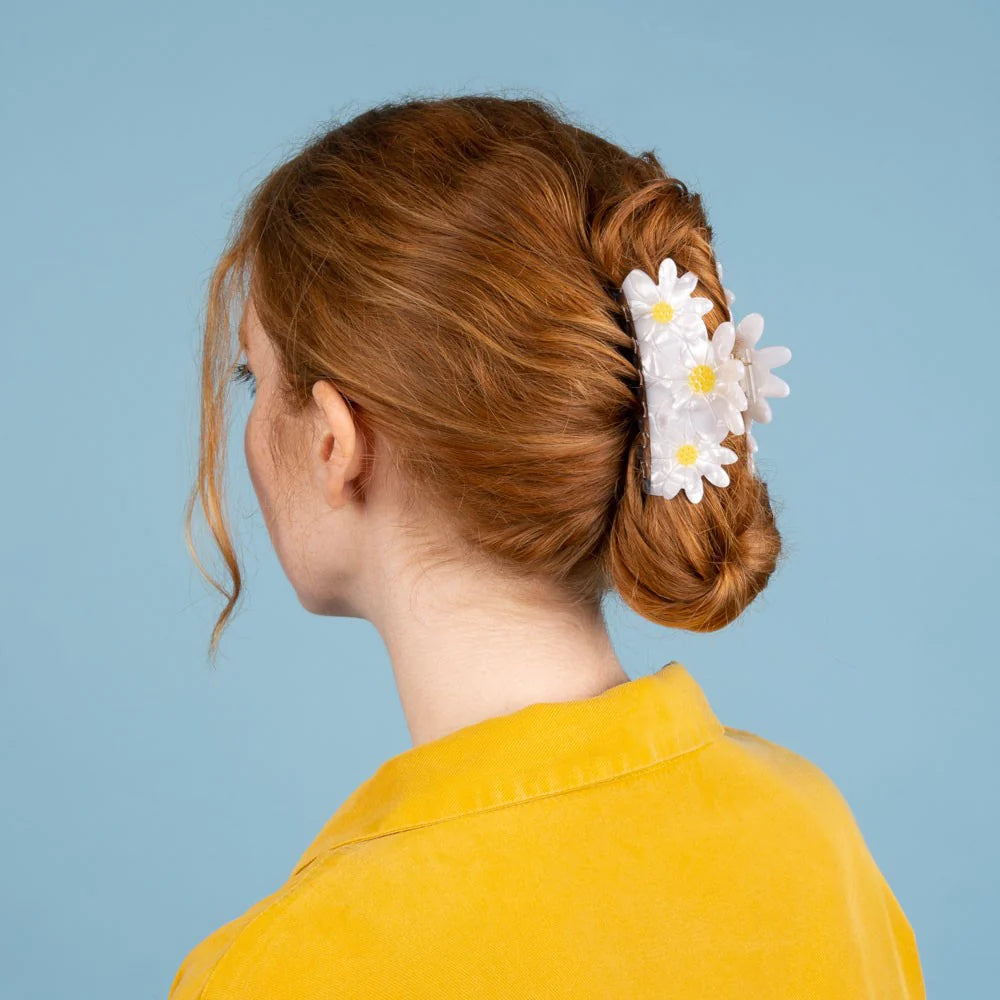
171;93;925;998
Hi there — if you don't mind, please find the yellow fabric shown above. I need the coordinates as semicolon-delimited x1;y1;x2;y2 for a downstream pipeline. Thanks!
169;661;925;999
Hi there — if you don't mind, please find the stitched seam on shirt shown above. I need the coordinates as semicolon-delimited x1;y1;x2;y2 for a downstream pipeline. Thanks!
190;879;321;1000
297;728;724;875
196;729;723;997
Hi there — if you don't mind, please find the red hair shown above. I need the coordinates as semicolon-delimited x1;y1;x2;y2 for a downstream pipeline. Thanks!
185;94;784;665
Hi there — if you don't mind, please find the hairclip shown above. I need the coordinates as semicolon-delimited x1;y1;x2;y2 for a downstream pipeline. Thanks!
618;256;791;503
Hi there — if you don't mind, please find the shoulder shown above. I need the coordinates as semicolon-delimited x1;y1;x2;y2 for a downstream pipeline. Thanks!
701;725;903;910
712;725;924;986
714;725;923;935
716;723;869;825
166;869;328;1000
168;846;386;1000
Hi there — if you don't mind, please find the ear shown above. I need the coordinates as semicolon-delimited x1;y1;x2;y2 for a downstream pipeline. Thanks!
310;380;363;509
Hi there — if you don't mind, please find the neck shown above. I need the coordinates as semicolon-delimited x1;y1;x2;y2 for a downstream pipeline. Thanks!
366;553;631;748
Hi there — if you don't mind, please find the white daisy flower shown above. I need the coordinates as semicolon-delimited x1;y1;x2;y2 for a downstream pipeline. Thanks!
652;320;748;439
622;257;715;370
729;312;791;424
647;411;739;504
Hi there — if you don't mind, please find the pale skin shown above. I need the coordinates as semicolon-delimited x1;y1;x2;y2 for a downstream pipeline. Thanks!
239;298;631;749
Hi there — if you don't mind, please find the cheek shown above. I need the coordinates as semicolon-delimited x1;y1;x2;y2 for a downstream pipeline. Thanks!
244;402;292;545
243;404;308;585
244;406;270;509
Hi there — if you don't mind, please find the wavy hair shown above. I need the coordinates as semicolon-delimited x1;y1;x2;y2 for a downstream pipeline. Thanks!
184;93;784;665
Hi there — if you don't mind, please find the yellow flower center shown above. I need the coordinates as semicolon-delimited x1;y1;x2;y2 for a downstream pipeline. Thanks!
651;300;674;323
675;443;699;466
688;364;716;394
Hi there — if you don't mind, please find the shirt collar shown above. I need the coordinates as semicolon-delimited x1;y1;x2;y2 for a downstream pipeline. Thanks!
291;660;725;878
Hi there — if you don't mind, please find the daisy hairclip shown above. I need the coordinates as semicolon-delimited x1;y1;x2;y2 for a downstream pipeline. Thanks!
619;256;791;503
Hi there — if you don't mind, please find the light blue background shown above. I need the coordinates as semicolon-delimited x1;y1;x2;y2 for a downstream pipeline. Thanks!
1;1;995;996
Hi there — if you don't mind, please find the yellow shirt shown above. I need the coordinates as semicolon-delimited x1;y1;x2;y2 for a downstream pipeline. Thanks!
169;661;925;999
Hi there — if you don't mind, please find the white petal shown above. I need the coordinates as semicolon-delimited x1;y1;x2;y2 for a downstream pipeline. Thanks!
672;320;709;348
648;462;680;498
683;472;704;504
632;311;658;340
754;345;791;370
726;379;749;412
722;401;746;436
662;410;698;445
749;397;773;424
647;324;679;353
680;328;711;361
676;301;710;325
691;403;727;439
707;392;744;436
711;323;736;359
670;384;695;410
713;320;735;348
674;270;698;297
657;257;679;295
716;359;743;383
756;369;790;398
662;370;691;394
702;463;730;488
690;296;715;317
737;312;764;347
661;341;689;374
622;268;658;303
660;477;682;500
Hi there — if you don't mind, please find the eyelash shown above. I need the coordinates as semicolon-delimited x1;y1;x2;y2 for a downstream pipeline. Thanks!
231;362;257;396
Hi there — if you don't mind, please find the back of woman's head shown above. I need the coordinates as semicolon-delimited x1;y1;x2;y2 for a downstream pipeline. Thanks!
187;93;784;662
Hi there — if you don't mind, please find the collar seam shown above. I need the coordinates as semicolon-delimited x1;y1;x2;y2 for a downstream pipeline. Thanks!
292;724;724;880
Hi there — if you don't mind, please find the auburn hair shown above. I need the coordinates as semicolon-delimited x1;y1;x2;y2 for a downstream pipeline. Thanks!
184;93;784;665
